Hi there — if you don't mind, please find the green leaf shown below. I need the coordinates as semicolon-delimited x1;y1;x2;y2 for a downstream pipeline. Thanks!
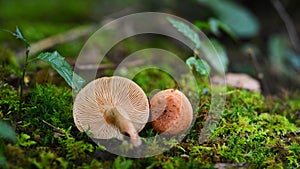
168;17;201;49
0;121;17;143
198;0;259;38
37;51;86;92
268;35;300;77
17;133;37;147
11;27;30;47
186;57;210;77
286;49;300;69
194;21;210;31
200;39;228;73
268;35;288;74
208;18;237;40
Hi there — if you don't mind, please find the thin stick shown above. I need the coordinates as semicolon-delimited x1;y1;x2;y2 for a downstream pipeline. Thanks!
17;24;98;58
16;8;135;58
42;120;73;137
75;59;145;70
271;0;300;53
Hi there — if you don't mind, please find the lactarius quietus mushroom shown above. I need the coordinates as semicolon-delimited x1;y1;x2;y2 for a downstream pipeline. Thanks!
150;89;193;135
73;76;149;147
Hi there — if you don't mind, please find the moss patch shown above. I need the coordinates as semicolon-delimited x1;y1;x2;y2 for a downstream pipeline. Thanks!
0;79;299;168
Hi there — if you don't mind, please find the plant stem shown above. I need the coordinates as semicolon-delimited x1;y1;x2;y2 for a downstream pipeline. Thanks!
19;48;29;113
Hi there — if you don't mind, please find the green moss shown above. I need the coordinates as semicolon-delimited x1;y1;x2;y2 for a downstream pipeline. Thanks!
133;68;177;96
266;95;300;126
1;72;299;168
185;88;299;168
0;83;19;121
16;84;73;145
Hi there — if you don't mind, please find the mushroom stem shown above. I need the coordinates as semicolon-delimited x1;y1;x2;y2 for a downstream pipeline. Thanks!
104;106;142;147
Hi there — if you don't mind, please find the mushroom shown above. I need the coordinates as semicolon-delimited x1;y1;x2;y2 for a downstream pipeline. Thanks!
150;89;193;136
73;76;149;147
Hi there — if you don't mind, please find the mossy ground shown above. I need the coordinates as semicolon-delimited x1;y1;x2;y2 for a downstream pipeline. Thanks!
0;66;299;168
1;0;300;168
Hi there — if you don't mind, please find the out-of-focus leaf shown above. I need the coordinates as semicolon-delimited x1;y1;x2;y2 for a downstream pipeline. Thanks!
168;17;201;49
201;39;228;73
0;121;17;143
198;0;259;38
37;51;86;92
268;35;288;74
286;49;300;70
268;34;300;77
194;18;237;40
208;18;237;40
186;57;210;77
194;21;210;31
0;155;6;166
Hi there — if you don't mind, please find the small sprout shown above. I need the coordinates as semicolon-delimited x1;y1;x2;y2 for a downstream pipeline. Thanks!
73;76;149;147
150;89;193;136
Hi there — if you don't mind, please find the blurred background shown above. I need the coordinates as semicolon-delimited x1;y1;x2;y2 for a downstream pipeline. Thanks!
0;0;299;95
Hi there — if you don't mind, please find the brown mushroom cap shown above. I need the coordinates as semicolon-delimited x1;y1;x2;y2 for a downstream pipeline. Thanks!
73;76;149;146
150;89;193;135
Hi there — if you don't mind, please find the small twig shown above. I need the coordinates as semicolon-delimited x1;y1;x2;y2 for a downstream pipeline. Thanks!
42;120;73;137
76;59;145;70
271;0;300;53
17;24;98;58
16;8;135;59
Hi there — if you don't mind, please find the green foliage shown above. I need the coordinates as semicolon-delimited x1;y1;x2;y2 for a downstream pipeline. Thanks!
169;17;228;74
132;68;177;96
198;0;259;38
197;39;228;73
1;72;299;168
10;27;30;47
37;51;86;92
31;151;68;169
0;47;19;68
0;9;299;168
265;94;300;127
167;17;201;49
113;157;133;169
186;57;210;77
79;159;103;169
208;18;237;39
16;133;37;147
202;89;299;168
0;121;17;166
22;84;73;145
268;34;300;77
0;83;19;121
57;133;94;161
195;18;237;40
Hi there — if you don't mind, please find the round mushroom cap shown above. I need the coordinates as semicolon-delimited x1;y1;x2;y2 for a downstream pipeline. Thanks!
73;76;149;140
150;89;193;135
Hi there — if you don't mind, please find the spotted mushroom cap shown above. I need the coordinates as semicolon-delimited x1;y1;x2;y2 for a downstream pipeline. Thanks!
73;76;149;140
150;89;193;135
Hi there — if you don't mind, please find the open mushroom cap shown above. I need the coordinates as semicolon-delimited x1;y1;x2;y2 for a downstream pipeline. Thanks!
73;76;149;141
150;89;193;135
